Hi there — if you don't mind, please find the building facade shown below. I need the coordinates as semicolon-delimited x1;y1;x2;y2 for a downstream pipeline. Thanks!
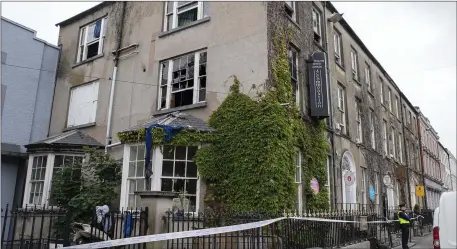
447;149;457;191
1;16;60;239
439;142;451;192
416;107;442;210
24;1;445;214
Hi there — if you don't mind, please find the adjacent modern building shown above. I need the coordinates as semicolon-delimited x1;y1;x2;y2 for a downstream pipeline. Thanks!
20;1;451;216
1;16;60;238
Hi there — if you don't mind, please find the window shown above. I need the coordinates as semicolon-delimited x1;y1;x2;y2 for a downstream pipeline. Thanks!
350;49;358;81
355;100;362;143
27;156;47;205
127;144;152;207
398;133;403;163
379;78;384;104
391;126;396;158
288;46;299;104
369;109;375;149
312;8;321;43
395;96;399;119
67;81;99;127
77;18;107;63
337;85;347;134
48;155;83;206
158;51;207;110
361;168;367;205
285;1;296;22
388;88;392;112
295;150;303;213
163;1;208;32
383;120;388;155
365;64;371;90
333;29;342;65
161;146;199;211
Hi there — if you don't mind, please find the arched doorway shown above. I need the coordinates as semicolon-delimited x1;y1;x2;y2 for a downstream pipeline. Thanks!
341;151;357;210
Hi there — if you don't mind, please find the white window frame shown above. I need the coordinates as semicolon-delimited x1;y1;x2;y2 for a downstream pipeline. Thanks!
333;30;342;65
388;88;392;112
380;79;384;104
163;1;207;32
383;120;388;155
158;50;207;110
76;18;107;63
288;46;299;105
391;126;396;158
23;153;84;208
399;133;403;163
285;1;297;22
365;64;371;90
67;81;99;128
337;85;346;134
350;50;358;81
312;7;321;37
369;109;375;149
395;96;399;119
361;168;367;205
295;149;303;214
355;101;362;143
121;144;201;212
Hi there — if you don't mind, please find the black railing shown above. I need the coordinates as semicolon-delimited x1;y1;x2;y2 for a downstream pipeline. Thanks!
163;210;393;249
1;205;148;249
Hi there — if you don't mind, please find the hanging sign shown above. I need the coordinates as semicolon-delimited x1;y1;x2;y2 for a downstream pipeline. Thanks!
344;171;355;186
307;52;329;118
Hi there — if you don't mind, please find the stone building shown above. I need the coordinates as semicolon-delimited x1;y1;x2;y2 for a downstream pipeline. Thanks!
22;1;427;214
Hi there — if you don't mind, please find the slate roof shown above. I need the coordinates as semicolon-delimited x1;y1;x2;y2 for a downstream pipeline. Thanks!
123;112;216;132
25;130;104;149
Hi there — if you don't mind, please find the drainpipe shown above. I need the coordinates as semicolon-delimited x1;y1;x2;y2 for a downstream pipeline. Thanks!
47;44;62;137
323;2;339;209
105;1;126;154
417;118;427;209
399;94;412;208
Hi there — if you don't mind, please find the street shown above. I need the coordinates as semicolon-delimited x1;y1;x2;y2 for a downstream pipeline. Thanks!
411;234;433;249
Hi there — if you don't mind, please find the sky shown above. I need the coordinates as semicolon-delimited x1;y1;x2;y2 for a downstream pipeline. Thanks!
1;1;456;155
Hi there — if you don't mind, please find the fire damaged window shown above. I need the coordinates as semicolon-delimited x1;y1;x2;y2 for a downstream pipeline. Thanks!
77;18;107;63
164;1;209;32
159;50;207;110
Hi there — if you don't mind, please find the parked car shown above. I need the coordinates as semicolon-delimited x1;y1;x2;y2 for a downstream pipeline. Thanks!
433;191;456;249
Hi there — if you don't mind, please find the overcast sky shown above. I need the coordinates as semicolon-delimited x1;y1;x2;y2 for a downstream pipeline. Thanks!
2;1;456;155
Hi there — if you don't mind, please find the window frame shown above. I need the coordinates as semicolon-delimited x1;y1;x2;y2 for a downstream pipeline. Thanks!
379;78;384;104
121;144;202;212
294;149;303;214
355;100;362;143
388;88;392;112
288;45;300;105
391;126;396;158
364;63;371;91
23;153;85;208
285;1;297;22
76;17;107;63
395;96;400;119
67;81;99;128
398;132;403;163
350;49;359;81
369;109;375;149
158;50;207;110
312;7;322;43
163;1;207;32
361;168;367;205
383;120;388;155
333;29;343;66
337;85;347;134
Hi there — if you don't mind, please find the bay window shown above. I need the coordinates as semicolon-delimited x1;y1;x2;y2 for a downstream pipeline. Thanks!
159;50;207;110
77;18;107;63
163;1;209;32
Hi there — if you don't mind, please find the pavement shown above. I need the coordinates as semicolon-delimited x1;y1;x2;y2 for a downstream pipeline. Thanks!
392;233;432;249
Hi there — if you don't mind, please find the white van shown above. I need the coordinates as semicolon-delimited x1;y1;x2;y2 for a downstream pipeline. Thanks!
433;191;456;249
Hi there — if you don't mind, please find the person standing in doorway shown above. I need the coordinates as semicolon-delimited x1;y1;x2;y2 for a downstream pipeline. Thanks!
398;203;411;249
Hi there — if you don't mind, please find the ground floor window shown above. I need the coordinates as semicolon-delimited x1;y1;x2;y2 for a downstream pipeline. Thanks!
121;144;200;212
23;153;84;207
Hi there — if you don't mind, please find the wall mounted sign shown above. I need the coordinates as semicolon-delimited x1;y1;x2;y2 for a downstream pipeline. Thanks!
307;52;329;119
383;175;391;186
415;185;425;197
369;186;375;201
310;178;320;194
343;171;355;186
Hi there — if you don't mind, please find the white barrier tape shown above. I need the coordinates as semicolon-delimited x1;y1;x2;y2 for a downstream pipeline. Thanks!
65;215;420;249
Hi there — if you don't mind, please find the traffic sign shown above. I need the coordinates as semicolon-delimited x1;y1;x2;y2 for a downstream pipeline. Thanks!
415;185;425;197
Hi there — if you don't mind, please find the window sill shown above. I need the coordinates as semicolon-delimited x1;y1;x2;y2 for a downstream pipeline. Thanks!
368;90;375;98
63;122;96;132
286;16;300;30
158;17;211;38
72;53;104;69
313;41;325;52
353;78;361;86
336;62;345;72
154;102;207;116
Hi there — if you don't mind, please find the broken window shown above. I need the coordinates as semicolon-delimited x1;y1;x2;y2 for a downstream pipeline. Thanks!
77;18;106;63
159;51;207;110
164;1;209;32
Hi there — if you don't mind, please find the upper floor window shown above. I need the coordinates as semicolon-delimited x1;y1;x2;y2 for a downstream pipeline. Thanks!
67;81;99;127
158;50;207;110
164;1;208;32
350;49;359;81
369;109;375;149
390;126;396;158
77;18;107;63
337;84;347;135
333;29;343;66
312;8;322;43
379;77;384;104
395;96;400;119
355;100;362;143
288;46;299;104
388;88;392;112
382;119;388;155
285;1;297;22
364;63;371;91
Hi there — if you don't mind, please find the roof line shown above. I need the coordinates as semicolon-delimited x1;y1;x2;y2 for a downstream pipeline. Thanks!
55;2;112;27
1;17;60;49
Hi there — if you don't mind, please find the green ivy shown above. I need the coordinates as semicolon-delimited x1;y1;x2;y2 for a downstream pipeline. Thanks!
117;128;214;145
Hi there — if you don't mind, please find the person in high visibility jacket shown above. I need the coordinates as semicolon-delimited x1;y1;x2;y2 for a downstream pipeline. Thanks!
398;203;411;249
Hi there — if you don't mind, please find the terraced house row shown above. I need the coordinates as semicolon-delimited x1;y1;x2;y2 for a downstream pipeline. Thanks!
2;2;455;217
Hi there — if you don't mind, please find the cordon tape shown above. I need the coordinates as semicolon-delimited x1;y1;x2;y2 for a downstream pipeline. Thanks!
66;215;423;249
